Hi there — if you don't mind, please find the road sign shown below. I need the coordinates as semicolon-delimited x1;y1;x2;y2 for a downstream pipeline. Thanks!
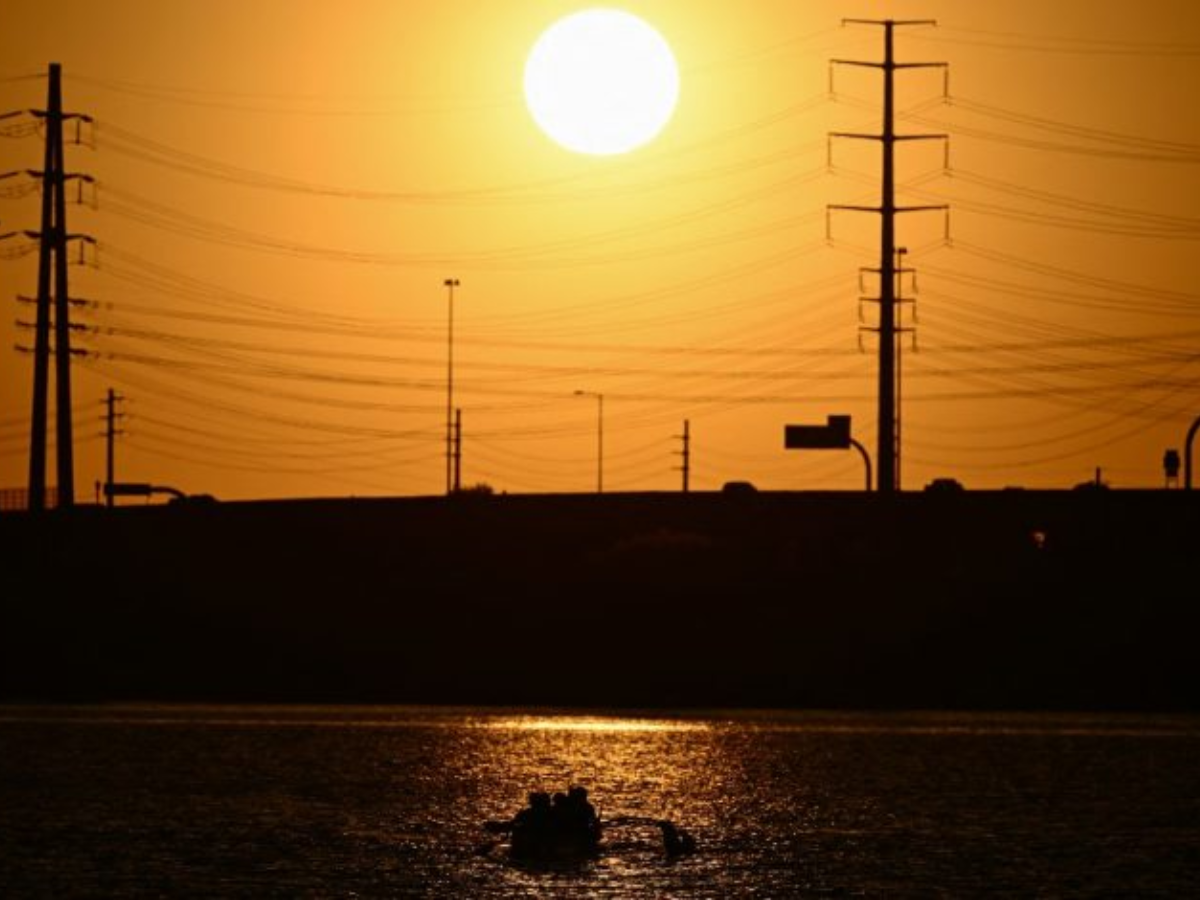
784;415;851;450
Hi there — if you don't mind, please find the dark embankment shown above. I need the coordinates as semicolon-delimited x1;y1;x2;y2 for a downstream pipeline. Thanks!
1;489;1197;710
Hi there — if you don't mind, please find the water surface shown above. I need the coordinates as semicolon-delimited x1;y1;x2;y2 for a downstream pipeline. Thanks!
1;705;1197;897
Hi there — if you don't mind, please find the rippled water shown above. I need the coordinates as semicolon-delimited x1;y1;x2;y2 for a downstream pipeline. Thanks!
1;705;1197;897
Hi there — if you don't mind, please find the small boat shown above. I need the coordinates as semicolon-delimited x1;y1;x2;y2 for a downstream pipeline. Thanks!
508;817;603;863
483;787;603;864
483;786;603;864
483;791;696;865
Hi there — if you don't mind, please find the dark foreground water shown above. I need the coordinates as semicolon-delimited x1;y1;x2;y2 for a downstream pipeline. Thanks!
1;705;1197;898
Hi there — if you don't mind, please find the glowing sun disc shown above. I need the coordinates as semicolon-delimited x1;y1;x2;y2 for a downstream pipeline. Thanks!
524;9;680;156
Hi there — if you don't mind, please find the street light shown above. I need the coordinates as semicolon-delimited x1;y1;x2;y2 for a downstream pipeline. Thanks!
895;246;907;491
444;278;459;495
574;390;603;493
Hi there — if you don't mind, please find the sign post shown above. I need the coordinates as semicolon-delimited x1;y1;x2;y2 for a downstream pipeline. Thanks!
784;415;872;492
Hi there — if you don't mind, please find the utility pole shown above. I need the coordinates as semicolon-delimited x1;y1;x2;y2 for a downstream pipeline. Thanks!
893;246;914;490
675;419;691;493
24;62;92;510
104;388;124;508
574;390;604;493
453;407;462;493
829;20;947;494
443;278;459;496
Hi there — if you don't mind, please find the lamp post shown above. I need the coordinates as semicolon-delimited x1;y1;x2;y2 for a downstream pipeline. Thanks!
895;246;907;492
444;278;459;495
574;390;603;493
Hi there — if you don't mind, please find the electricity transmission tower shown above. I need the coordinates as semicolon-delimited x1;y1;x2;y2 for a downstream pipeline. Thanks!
19;63;92;510
828;19;948;494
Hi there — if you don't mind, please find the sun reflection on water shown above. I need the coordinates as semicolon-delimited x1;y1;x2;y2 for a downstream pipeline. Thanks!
480;715;711;734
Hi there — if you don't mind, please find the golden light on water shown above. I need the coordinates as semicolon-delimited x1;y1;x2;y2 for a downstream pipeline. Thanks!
482;715;710;733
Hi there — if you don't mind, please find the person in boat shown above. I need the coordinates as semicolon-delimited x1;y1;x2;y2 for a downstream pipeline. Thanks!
658;820;696;857
511;791;552;835
565;785;597;830
550;790;570;827
506;786;601;859
547;786;599;835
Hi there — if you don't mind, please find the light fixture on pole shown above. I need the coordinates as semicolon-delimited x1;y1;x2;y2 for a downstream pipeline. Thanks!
443;278;459;495
574;389;604;493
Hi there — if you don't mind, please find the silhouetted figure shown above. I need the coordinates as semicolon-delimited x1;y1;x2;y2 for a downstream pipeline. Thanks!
565;785;598;831
658;819;696;857
512;791;552;835
507;786;603;861
550;791;569;828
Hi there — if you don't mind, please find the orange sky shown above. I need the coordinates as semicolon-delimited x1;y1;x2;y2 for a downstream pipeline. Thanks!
2;1;1199;502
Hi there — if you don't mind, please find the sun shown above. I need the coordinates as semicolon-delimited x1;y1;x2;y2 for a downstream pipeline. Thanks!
524;8;680;156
